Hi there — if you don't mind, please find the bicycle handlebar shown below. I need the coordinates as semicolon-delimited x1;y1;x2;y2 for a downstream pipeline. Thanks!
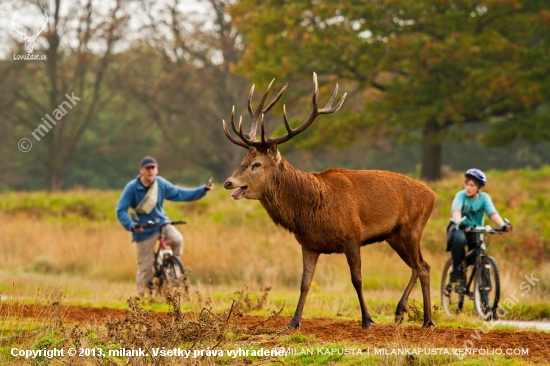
458;217;511;234
140;220;186;228
469;225;506;234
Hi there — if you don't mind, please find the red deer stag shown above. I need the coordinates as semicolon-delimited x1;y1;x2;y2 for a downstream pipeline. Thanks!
222;73;435;329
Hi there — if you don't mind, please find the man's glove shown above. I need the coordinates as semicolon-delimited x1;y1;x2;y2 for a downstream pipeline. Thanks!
458;222;471;231
502;223;512;232
132;223;143;232
205;177;213;191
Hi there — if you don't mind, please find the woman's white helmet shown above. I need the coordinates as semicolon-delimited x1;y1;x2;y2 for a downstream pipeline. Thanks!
465;168;486;186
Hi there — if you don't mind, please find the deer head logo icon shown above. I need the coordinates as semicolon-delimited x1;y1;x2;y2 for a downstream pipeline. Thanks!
12;11;49;54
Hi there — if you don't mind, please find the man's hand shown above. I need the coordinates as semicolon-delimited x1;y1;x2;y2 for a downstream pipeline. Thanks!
205;177;215;191
132;223;143;232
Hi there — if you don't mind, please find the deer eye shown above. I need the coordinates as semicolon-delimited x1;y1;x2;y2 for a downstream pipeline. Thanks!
252;162;262;170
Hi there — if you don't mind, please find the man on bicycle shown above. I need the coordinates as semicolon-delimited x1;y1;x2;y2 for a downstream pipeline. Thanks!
447;169;511;283
116;156;214;297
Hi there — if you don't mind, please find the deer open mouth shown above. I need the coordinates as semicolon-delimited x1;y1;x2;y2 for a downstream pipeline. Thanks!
231;186;248;199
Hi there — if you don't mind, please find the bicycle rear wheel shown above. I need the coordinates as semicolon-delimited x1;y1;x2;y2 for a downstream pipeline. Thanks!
474;256;500;320
441;258;467;316
161;256;190;295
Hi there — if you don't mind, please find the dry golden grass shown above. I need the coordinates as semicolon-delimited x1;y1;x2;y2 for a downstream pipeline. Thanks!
0;211;528;310
1;212;444;290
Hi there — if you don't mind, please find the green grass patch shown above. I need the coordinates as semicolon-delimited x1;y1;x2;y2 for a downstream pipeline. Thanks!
502;301;550;320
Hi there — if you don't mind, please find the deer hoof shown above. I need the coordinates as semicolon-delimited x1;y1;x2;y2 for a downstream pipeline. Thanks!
394;312;405;325
362;318;374;330
286;319;301;329
422;319;435;328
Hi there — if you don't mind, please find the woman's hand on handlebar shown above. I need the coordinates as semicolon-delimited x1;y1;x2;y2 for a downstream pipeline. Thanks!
132;223;144;232
499;218;512;232
502;223;512;232
458;222;472;232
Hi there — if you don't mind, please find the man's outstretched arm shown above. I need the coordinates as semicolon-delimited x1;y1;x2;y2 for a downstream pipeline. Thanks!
161;177;209;202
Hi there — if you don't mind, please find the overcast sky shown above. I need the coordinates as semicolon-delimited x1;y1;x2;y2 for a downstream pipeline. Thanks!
0;0;214;58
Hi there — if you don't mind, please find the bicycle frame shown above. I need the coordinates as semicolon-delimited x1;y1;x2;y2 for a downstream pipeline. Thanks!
143;220;186;275
155;230;172;271
461;242;487;298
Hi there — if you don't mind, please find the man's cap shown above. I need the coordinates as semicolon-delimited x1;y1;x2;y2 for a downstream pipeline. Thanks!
140;156;158;168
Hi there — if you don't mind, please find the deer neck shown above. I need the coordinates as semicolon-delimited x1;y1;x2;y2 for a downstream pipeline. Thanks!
259;158;324;235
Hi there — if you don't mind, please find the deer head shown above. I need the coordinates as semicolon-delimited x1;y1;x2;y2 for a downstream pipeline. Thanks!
12;11;49;54
222;72;347;200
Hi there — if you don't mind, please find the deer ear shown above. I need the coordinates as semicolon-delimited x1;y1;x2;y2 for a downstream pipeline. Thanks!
267;144;280;163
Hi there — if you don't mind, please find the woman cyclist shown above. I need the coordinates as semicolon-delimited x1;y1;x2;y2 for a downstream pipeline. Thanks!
447;169;512;283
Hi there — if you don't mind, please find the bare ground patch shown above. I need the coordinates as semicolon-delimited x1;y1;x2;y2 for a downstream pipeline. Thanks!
2;303;549;363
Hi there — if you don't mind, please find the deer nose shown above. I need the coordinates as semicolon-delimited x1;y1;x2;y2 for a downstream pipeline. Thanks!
223;180;232;189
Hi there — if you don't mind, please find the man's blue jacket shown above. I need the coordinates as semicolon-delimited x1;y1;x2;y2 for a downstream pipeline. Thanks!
116;175;207;242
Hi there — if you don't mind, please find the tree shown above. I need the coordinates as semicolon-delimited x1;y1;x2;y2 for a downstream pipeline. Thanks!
1;0;129;190
111;0;251;182
230;0;550;180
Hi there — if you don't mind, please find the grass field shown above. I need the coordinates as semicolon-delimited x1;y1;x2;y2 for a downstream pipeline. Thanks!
1;166;549;364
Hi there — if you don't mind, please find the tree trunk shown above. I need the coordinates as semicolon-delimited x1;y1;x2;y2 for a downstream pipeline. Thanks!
420;121;443;181
46;168;63;191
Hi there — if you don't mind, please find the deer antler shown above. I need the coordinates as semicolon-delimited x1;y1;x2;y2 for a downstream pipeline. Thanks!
12;12;48;40
12;11;30;39
223;79;288;149
271;72;347;145
244;79;288;140
222;107;248;149
31;13;49;40
223;72;347;149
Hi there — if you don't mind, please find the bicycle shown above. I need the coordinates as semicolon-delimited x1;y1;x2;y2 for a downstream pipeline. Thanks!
140;220;190;297
441;221;509;320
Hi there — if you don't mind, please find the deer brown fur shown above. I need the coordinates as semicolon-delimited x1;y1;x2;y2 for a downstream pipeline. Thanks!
222;73;436;329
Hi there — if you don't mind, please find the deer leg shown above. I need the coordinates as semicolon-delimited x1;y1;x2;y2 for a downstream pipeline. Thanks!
387;236;418;324
395;268;418;325
388;236;434;328
287;247;320;329
344;244;373;329
418;260;435;328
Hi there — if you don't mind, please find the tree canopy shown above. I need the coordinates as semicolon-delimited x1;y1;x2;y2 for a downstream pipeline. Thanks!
1;0;549;191
230;0;550;180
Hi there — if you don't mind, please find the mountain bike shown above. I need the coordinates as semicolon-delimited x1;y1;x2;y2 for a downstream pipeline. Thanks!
441;222;509;320
141;220;190;297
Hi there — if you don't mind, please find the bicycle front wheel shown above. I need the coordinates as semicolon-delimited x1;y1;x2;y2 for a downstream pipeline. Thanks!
162;256;190;295
474;255;500;320
441;258;466;316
